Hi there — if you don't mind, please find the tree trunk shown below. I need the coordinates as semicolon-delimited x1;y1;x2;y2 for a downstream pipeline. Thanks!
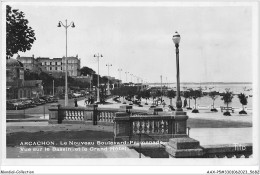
212;99;215;108
242;104;244;111
195;99;197;109
188;98;190;108
170;98;172;106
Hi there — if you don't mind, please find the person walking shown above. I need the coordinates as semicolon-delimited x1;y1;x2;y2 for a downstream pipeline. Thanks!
85;97;88;106
74;98;78;107
184;98;187;108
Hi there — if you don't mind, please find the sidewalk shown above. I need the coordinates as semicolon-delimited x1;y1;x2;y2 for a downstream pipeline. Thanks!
6;114;49;122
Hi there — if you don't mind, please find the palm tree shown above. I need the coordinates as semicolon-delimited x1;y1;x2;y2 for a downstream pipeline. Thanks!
238;93;248;114
143;89;151;105
167;89;176;106
209;91;219;112
221;90;234;116
183;90;192;110
190;89;203;113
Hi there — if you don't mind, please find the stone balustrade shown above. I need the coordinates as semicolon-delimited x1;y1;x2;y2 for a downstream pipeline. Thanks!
48;105;252;158
114;111;189;142
48;104;149;124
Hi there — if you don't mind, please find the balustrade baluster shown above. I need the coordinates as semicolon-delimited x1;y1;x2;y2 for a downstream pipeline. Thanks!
65;111;68;120
133;121;138;134
81;111;84;120
165;120;168;134
137;121;140;134
149;120;153;133
139;120;144;133
154;120;158;133
105;112;108;122
144;120;148;134
161;120;164;133
68;111;71;120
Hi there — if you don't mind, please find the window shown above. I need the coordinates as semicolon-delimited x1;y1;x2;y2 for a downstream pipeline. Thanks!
45;62;47;65
50;62;52;65
50;67;52;70
55;67;57;70
55;62;57;65
61;67;62;70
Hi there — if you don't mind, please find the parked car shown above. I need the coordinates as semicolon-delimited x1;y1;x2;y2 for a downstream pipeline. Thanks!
31;98;44;106
8;99;26;110
49;96;59;103
6;101;15;110
24;99;36;107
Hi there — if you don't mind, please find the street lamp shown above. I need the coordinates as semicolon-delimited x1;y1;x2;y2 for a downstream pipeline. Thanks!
160;75;163;100
125;72;129;83
57;19;75;106
118;68;122;81
118;68;122;87
106;63;112;95
130;74;133;83
172;31;182;111
94;53;103;102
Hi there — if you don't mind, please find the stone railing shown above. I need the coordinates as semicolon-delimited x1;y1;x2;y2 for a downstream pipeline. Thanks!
48;104;149;125
114;111;189;142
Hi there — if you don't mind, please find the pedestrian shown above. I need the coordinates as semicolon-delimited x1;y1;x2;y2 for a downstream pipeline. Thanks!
74;98;78;107
88;97;91;104
162;100;166;108
85;98;88;106
184;98;187;108
91;96;94;104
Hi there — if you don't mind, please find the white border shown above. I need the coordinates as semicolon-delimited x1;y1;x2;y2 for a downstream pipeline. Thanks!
1;1;259;174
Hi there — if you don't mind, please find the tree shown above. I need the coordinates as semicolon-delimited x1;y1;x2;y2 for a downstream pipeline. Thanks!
6;5;36;59
80;66;96;76
238;93;248;114
209;91;219;112
183;90;192;110
24;69;39;80
143;89;151;105
167;90;176;106
190;89;203;113
221;90;234;116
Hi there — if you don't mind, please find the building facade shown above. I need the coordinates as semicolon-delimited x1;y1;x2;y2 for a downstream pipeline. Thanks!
17;55;81;77
6;58;44;100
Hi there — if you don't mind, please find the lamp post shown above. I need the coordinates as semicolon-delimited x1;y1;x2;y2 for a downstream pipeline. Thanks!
160;75;163;100
89;74;92;93
94;53;103;102
53;80;55;96
172;31;182;111
49;73;55;96
125;72;129;83
57;19;75;106
118;68;122;87
106;63;112;95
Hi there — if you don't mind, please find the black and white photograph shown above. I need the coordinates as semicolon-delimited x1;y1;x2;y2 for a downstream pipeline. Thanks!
1;1;259;174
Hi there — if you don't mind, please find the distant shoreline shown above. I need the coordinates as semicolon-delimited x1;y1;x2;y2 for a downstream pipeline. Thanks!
149;82;252;85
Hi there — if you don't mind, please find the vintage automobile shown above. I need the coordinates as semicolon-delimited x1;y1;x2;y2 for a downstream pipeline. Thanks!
7;99;26;110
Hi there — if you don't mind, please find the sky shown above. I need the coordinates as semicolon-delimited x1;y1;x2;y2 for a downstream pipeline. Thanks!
6;2;253;83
